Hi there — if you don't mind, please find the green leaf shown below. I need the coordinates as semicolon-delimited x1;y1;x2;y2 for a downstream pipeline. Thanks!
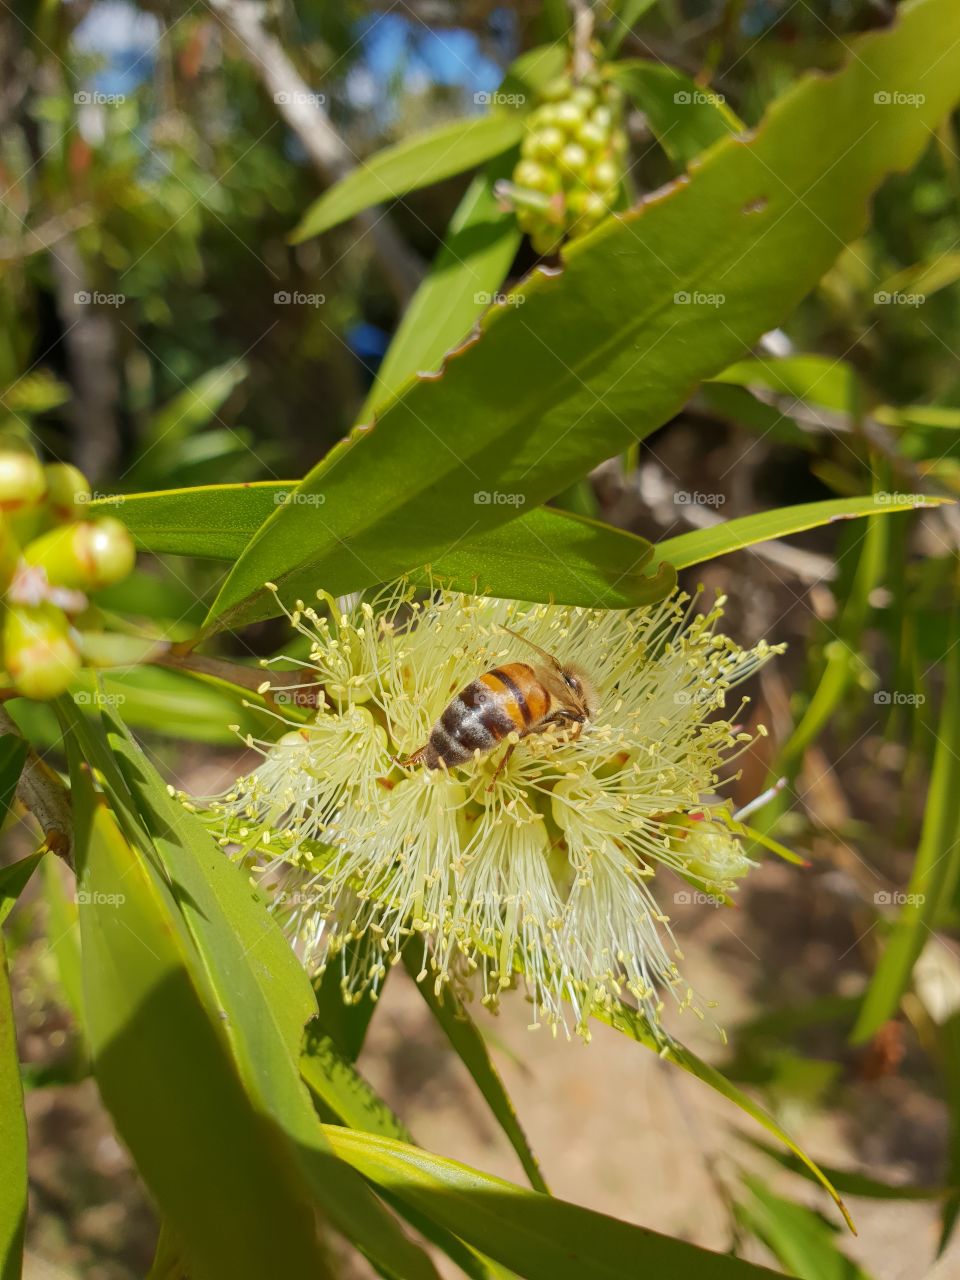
65;707;439;1280
653;495;950;571
300;1025;414;1143
736;1176;872;1280
360;161;521;421
41;856;84;1024
360;42;570;420
742;1135;946;1201
71;781;332;1278
851;610;960;1043
312;954;381;1063
0;737;31;926
712;354;862;415
70;666;265;745
402;950;548;1194
0;736;27;826
101;484;675;610
598;1001;854;1231
607;60;744;168
209;0;960;630
0;931;27;1280
123;360;248;488
0;851;44;927
291;116;525;242
938;1011;960;1252
604;0;659;54
322;1126;783;1279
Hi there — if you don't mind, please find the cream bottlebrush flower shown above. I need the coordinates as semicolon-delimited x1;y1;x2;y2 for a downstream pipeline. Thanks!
202;583;784;1039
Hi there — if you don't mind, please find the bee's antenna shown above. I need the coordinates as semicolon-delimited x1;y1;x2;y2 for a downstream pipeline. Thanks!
497;622;562;670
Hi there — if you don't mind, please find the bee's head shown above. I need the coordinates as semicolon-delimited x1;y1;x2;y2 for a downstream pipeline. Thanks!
557;662;598;721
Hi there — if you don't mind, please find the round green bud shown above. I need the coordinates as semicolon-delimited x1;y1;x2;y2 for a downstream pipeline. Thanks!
559;142;589;175
590;105;614;132
513;159;557;194
576;121;608;151
0;453;45;514
570;86;597;112
85;518;136;588
43;463;91;522
534;103;561;128
565;188;589;217
590;159;620;191
4;602;81;700
24;517;136;591
584;192;610;218
553;101;586;131
541;75;571;102
610;129;628;157
534;125;567;157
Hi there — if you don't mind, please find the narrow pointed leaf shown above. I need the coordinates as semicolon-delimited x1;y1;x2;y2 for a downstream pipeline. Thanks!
403;950;547;1193
292;116;525;242
736;1176;872;1280
653;495;950;571
100;484;675;609
607;60;744;168
598;1001;853;1231
851;615;960;1043
360;158;521;421
359;39;572;420
0;932;27;1280
0;851;43;927
70;769;332;1279
65;707;439;1280
322;1127;783;1279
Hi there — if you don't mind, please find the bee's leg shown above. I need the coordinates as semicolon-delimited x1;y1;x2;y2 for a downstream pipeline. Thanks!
396;746;427;769
486;741;517;791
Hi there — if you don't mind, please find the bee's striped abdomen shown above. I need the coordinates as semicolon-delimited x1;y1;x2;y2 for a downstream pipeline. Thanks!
424;663;549;769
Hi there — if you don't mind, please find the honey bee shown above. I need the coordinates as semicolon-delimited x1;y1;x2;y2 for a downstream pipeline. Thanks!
401;625;597;779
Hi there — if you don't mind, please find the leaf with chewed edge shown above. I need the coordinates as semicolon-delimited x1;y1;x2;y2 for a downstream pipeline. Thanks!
207;0;960;632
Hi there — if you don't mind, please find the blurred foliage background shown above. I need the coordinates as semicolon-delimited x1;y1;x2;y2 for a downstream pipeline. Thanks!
3;0;960;1277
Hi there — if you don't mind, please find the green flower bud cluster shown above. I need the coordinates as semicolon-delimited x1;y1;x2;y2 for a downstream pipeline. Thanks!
0;453;136;699
511;72;626;255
